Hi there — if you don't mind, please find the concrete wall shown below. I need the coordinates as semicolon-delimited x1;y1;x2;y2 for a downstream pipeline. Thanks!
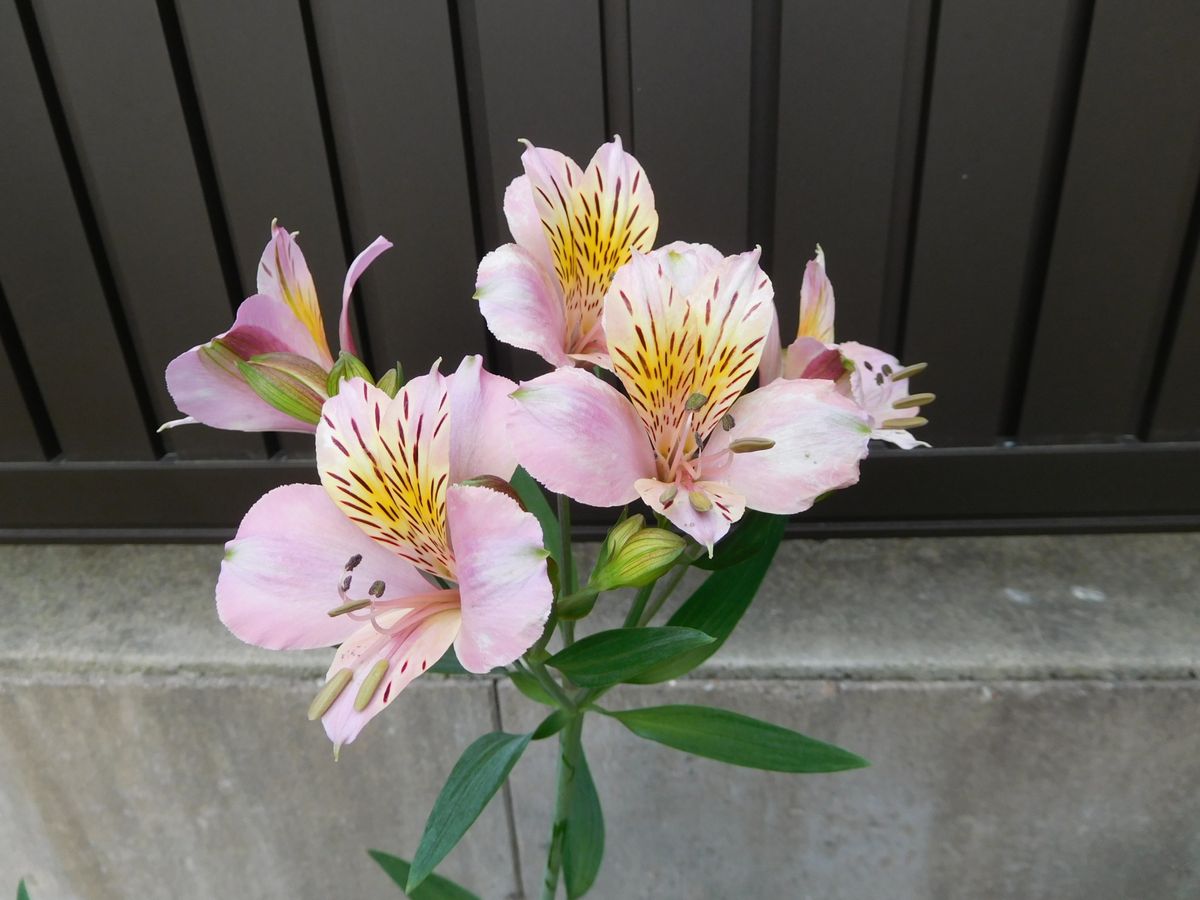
2;535;1198;899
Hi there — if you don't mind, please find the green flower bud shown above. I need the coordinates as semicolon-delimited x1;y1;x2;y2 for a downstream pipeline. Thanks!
591;527;686;591
236;358;326;425
326;351;375;397
375;362;405;398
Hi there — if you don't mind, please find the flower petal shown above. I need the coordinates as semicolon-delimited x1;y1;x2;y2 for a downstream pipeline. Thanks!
521;137;657;355
503;174;557;275
510;367;655;507
475;244;571;368
320;608;462;746
165;293;328;433
446;484;552;673
797;247;835;342
838;341;929;447
760;304;783;383
447;355;519;483
705;379;871;514
257;223;333;367
338;236;392;358
216;484;429;650
635;477;745;555
316;374;455;578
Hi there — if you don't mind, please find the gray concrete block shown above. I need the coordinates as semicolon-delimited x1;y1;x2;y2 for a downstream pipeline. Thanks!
0;675;517;900
502;679;1200;900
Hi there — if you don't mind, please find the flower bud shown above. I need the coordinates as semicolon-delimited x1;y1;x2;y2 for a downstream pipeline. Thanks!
591;527;686;591
236;358;326;425
375;362;405;398
326;351;375;397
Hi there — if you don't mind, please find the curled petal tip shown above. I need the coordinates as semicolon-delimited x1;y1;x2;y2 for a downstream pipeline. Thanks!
157;416;198;433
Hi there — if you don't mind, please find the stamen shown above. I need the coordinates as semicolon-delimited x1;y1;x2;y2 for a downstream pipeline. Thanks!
720;413;735;431
307;668;354;720
659;484;678;505
340;575;352;593
354;660;390;711
729;437;775;453
890;362;927;382
689;491;713;513
344;554;363;572
891;392;935;409
881;416;929;430
368;580;386;598
327;598;372;617
685;392;708;411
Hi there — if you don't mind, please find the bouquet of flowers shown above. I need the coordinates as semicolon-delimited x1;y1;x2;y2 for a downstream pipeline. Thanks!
162;137;930;898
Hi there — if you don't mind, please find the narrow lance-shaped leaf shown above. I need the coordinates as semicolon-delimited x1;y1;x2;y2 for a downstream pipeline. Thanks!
511;467;561;565
532;708;572;741
546;627;714;688
563;747;604;899
629;514;786;684
368;850;480;900
509;667;555;706
17;881;30;900
606;705;868;773
408;732;532;892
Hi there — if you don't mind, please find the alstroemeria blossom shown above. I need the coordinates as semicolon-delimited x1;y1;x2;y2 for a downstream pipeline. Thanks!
164;222;391;433
761;248;932;449
475;137;658;368
216;356;551;747
511;243;873;552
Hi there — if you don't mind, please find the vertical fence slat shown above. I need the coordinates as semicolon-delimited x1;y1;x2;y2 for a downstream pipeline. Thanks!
630;0;752;254
900;0;1080;446
0;1;154;461
772;0;926;348
1149;228;1200;441
31;0;264;459
308;0;484;379
1019;0;1200;441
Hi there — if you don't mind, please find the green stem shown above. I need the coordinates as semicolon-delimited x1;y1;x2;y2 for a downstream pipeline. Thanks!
622;583;654;629
519;659;576;712
637;559;692;627
541;714;584;900
557;494;577;648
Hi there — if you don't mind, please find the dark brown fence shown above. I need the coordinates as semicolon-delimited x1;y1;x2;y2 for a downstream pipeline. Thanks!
2;0;1199;538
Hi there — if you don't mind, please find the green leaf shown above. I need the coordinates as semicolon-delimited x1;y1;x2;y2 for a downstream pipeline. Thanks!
532;708;572;740
368;850;479;899
629;514;786;684
607;705;867;772
408;731;532;892
428;647;468;676
16;881;30;900
508;667;555;706
563;748;604;899
692;511;784;570
547;627;714;688
511;467;560;565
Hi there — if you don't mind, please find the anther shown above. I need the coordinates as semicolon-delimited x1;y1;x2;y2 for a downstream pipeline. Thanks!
689;491;713;513
891;392;935;409
889;362;927;382
685;392;708;411
354;660;390;711
344;554;363;572
307;669;354;720
729;437;776;453
340;575;352;593
368;580;386;598
659;484;678;505
721;413;735;431
327;598;372;618
881;416;929;430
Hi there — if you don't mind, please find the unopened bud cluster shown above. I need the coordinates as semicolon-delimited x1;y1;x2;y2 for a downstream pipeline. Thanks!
590;515;686;592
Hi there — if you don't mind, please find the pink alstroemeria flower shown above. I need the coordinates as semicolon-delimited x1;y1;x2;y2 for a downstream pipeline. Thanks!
761;247;931;449
475;136;658;368
164;221;391;433
216;356;552;747
510;243;873;552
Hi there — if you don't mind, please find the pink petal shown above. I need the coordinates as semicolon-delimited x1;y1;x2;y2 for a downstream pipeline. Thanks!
216;484;429;650
705;379;871;515
838;341;929;447
339;236;392;358
316;374;456;578
164;293;327;433
509;367;655;507
257;223;334;367
447;355;519;483
782;336;838;380
320;608;462;747
654;240;724;297
635;477;745;555
797;247;836;342
761;305;783;383
475;244;571;368
503;175;556;275
446;484;552;673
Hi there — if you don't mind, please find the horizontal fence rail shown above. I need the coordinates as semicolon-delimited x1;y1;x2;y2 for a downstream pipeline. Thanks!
1;0;1199;538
